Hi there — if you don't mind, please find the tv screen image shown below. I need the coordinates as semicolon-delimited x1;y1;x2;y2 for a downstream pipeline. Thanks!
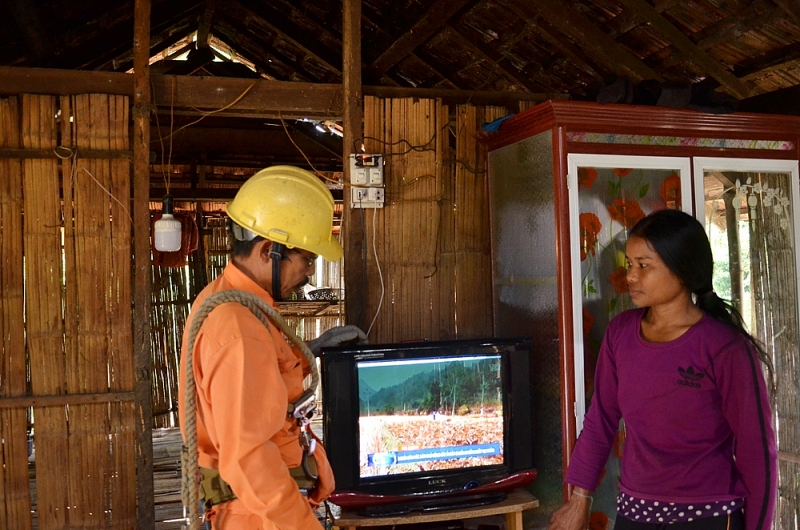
322;338;537;510
357;355;504;477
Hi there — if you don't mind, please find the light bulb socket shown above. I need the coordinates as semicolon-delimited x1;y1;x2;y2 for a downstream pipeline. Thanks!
161;195;174;215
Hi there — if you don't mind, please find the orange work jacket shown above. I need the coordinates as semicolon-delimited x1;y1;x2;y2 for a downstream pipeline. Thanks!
178;262;334;529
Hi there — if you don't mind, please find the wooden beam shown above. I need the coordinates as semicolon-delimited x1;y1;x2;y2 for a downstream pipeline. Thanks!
56;0;204;71
496;0;604;83
0;67;561;116
445;24;551;92
149;75;344;117
524;0;661;83
235;0;342;75
615;0;751;98
342;0;366;330
734;41;800;79
132;1;155;528
0;392;135;408
409;50;466;90
362;85;565;105
772;0;800;22
98;14;198;72
656;2;779;71
6;0;54;63
369;0;472;76
150;187;345;201
0;148;132;159
197;0;217;48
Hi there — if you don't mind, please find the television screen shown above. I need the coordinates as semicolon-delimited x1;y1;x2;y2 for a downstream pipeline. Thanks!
322;338;536;506
357;354;504;478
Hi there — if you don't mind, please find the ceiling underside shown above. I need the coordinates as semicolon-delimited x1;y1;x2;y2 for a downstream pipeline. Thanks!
2;0;800;178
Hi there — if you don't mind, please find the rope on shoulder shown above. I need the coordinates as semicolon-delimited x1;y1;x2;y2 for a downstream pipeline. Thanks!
181;290;318;530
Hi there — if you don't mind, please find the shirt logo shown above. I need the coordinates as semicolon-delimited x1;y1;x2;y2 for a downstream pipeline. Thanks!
677;366;705;388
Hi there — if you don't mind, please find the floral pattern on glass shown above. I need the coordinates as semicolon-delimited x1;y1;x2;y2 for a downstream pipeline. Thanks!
577;164;686;528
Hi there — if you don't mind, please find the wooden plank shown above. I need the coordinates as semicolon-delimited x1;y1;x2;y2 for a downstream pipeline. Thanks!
0;148;131;159
370;0;472;75
0;392;135;408
454;104;497;338
496;0;604;82
524;0;661;83
109;91;137;529
235;0;342;75
445;24;551;93
0;95;34;530
615;0;751;98
367;85;564;108
6;0;53;63
0;67;560;117
23;94;68;530
133;2;156;528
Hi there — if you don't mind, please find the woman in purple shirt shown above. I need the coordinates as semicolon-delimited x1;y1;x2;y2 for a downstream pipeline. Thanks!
549;209;777;530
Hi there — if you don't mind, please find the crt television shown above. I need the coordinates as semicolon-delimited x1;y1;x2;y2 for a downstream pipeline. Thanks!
321;338;536;509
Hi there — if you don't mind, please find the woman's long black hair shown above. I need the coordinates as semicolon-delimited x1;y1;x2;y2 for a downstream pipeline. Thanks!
629;209;774;387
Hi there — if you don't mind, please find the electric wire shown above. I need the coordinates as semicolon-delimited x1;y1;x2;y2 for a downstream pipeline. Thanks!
366;205;384;338
277;111;341;186
54;146;133;222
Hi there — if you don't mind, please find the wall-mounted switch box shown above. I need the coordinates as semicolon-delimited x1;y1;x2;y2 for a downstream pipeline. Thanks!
351;187;384;208
349;154;383;187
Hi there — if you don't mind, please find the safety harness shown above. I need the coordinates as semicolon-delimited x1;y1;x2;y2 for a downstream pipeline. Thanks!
181;289;320;529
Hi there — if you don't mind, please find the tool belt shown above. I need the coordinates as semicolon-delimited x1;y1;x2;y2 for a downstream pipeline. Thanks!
199;454;318;508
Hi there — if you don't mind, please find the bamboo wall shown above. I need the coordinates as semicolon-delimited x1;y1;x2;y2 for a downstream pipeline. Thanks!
0;94;136;529
362;96;507;342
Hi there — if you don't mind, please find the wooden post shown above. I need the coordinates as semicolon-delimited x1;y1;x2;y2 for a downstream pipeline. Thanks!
342;0;366;329
133;0;155;527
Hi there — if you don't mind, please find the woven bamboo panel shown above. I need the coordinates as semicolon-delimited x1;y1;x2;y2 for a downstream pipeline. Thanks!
451;105;506;339
361;97;444;343
65;93;136;528
23;94;68;530
0;96;33;530
363;97;499;343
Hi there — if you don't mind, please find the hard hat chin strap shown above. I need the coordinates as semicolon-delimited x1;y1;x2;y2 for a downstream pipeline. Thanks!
269;242;285;302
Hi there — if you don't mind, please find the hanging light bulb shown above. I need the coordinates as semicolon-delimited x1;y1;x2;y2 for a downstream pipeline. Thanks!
154;195;182;252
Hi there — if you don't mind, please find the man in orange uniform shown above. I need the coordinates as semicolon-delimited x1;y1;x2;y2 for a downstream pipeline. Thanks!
179;166;366;529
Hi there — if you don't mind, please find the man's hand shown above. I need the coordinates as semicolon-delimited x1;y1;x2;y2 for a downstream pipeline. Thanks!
307;325;368;356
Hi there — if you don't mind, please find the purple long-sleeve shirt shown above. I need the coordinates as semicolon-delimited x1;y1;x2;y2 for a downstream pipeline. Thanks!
565;308;777;530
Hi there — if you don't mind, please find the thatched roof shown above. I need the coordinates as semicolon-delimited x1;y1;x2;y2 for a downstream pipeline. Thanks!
2;0;799;174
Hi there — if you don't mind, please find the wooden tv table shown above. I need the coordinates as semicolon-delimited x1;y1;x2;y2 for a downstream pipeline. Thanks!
333;488;539;530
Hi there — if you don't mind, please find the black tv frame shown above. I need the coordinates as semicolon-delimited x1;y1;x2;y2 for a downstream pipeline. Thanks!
321;337;536;504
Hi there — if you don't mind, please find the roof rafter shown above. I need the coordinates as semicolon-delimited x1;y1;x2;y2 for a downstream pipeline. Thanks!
234;0;342;76
735;41;800;80
210;29;313;81
103;19;197;72
496;0;603;83
521;0;661;83
54;0;204;70
196;0;217;48
656;2;779;71
771;0;800;22
445;24;552;92
614;0;752;98
368;0;474;76
7;0;53;63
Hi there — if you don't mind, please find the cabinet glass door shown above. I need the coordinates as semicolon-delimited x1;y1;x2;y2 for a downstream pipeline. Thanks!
567;154;692;528
694;157;800;529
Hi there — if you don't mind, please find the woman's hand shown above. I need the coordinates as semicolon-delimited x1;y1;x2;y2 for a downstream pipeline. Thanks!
548;488;592;530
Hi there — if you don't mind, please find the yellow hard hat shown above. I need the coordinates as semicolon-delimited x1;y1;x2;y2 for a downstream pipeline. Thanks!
227;166;342;261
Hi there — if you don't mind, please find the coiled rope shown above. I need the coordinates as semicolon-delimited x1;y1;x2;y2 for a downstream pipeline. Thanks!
181;290;318;530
